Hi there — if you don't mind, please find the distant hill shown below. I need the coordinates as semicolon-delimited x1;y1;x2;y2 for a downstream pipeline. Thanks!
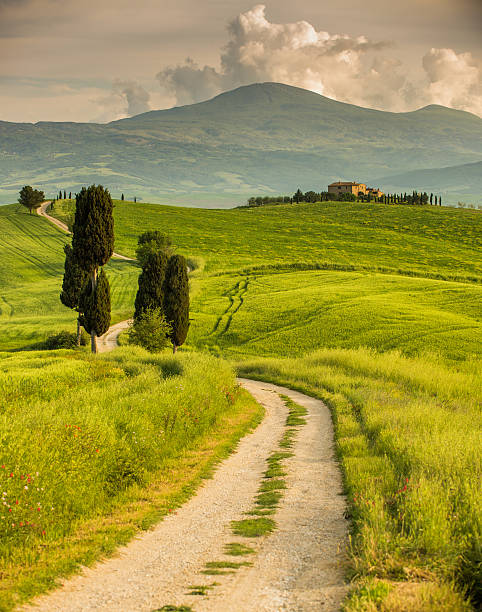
376;161;482;203
1;82;481;206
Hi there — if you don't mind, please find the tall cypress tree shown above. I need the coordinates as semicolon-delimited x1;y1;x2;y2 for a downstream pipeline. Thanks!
60;244;89;345
72;185;114;352
80;268;111;339
164;255;189;353
134;251;169;320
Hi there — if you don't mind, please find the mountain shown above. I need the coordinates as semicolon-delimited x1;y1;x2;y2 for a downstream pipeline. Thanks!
376;161;482;200
1;82;481;206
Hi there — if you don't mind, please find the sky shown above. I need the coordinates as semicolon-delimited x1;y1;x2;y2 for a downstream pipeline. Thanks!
0;0;481;123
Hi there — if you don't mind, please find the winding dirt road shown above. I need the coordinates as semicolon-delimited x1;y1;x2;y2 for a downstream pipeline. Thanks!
32;203;349;610
25;381;347;612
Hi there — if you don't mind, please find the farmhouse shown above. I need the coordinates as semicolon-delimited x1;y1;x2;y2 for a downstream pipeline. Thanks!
328;181;384;197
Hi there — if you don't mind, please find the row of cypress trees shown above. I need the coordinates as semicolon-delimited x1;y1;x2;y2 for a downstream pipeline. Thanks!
133;231;189;353
60;185;189;354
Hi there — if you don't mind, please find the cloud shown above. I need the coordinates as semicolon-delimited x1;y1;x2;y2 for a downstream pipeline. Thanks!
158;59;222;106
156;4;482;116
94;80;151;121
112;80;151;116
423;48;482;116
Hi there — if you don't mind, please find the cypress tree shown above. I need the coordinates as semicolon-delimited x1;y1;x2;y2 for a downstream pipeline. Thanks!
60;244;89;345
121;193;124;201
80;268;111;339
72;185;114;352
134;251;169;320
164;254;189;353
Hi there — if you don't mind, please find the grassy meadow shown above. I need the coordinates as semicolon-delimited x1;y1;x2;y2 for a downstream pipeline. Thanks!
0;197;481;609
0;205;139;350
0;347;262;610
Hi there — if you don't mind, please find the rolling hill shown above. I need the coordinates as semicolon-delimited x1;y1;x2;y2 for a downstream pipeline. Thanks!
1;82;482;205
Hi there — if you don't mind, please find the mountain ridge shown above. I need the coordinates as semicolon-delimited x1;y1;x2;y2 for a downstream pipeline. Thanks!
0;82;481;206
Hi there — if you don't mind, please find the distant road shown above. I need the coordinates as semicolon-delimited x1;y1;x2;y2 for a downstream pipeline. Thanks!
97;319;132;353
37;201;135;261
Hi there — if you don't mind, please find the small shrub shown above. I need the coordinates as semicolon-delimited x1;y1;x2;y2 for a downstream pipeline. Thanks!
43;330;88;349
128;308;172;353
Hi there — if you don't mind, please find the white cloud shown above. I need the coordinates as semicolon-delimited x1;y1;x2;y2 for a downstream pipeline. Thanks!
92;80;151;122
156;4;482;116
422;48;482;116
112;80;151;116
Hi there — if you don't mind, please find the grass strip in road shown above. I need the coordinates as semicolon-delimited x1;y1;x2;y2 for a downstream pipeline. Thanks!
231;517;277;537
187;583;218;596
224;543;255;556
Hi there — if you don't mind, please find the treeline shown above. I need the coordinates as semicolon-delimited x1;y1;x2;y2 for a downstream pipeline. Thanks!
52;191;137;203
246;189;443;207
379;191;442;206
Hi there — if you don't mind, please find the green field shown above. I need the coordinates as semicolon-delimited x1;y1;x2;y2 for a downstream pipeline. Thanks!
0;197;481;609
0;205;138;350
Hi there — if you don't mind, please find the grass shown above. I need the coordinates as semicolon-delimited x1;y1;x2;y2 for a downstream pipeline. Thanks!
231;517;277;538
0;347;263;611
0;204;138;351
52;198;482;279
238;349;481;610
224;543;255;556
1;197;481;609
187;583;218;595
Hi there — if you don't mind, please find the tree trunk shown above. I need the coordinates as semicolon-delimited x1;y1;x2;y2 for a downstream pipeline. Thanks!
172;343;177;354
90;268;98;354
76;317;81;346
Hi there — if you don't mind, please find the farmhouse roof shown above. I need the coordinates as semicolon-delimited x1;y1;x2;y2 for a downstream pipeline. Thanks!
328;181;363;186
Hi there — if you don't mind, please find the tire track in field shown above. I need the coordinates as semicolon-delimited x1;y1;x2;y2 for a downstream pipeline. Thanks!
209;277;250;339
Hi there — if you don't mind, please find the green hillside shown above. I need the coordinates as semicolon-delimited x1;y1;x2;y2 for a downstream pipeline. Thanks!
1;197;481;610
1;83;482;204
3;198;480;360
0;205;138;350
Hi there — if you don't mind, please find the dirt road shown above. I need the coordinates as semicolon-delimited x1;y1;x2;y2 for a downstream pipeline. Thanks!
25;380;347;611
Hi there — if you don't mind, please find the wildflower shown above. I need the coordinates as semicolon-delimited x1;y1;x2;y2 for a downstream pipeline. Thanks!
9;473;13;478
24;485;28;490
